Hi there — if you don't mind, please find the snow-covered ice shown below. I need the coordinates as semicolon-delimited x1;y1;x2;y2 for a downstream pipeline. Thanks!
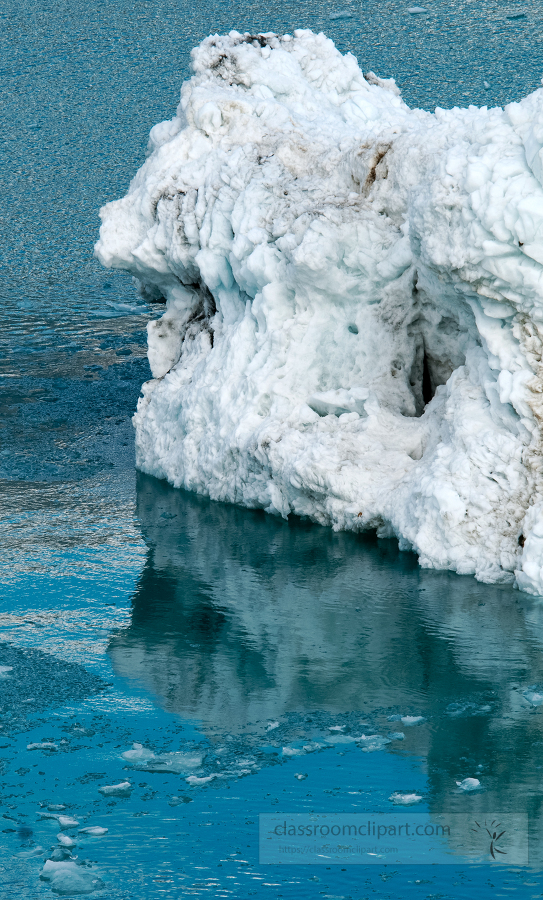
96;29;543;595
121;743;204;773
456;777;481;792
78;826;108;835
97;781;133;796
39;858;105;894
57;833;77;848
389;791;423;804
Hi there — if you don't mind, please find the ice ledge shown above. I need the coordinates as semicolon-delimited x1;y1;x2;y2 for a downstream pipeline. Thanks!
96;30;543;594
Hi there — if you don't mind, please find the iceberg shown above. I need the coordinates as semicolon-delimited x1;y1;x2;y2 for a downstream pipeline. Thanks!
96;30;543;593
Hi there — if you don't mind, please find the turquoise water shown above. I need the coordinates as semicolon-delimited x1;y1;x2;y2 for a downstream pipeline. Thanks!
2;0;543;896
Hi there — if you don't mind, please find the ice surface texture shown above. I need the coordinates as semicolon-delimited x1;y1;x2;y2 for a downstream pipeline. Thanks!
96;30;543;593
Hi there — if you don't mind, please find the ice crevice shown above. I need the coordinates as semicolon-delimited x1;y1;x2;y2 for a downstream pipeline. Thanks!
96;30;543;594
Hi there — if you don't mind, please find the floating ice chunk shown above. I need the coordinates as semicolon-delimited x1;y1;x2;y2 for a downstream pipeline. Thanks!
40;859;105;894
408;5;426;11
48;804;66;811
400;716;425;726
329;10;353;19
98;781;132;796
282;746;306;757
97;30;543;596
325;734;359;744
27;742;58;751
185;774;216;785
142;751;204;774
387;715;403;722
484;81;490;89
57;833;77;848
266;721;280;731
0;666;13;676
39;813;79;828
168;795;193;806
357;734;392;752
328;725;346;732
389;791;423;805
294;772;308;780
58;816;80;829
456;777;481;792
121;743;155;762
387;732;405;740
78;826;108;835
522;688;543;707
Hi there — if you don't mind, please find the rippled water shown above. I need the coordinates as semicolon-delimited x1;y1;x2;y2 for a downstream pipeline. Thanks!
2;0;543;896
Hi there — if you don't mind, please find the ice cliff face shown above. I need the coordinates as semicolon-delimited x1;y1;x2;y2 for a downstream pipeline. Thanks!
96;30;543;594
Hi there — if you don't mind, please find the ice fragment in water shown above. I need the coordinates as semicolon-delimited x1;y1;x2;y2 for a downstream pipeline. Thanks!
48;804;66;811
266;721;279;731
121;743;155;762
57;833;77;848
98;781;132;796
27;742;58;750
122;745;204;773
329;10;353;19
484;81;490;89
357;734;391;752
40;859;105;894
58;816;80;829
456;777;481;792
78;826;108;835
0;666;13;676
408;5;426;11
400;716;425;726
96;30;543;597
387;732;405;740
294;773;308;780
389;791;423;805
523;689;543;707
282;746;306;757
185;774;215;785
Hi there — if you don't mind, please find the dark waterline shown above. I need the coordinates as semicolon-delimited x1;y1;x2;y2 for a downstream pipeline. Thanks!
2;0;543;895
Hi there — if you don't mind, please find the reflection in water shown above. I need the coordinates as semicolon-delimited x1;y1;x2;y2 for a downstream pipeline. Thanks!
110;473;543;851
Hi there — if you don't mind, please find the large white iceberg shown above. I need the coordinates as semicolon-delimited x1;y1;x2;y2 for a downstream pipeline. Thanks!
96;30;543;594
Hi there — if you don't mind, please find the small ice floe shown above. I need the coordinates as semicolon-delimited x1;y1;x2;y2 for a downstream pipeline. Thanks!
484;81;490;89
523;688;543;707
49;848;73;862
282;746;306;757
39;813;79;828
329;10;353;19
40;859;105;894
387;714;402;722
78;826;108;835
98;781;132;797
325;734;359;744
168;795;193;806
294;773;308;780
0;666;13;676
400;716;425;726
121;742;155;763
48;804;66;811
185;774;215;786
456;777;481;792
122;743;204;774
389;791;423;806
388;732;405;741
57;833;77;848
408;5;426;11
266;721;279;731
328;725;346;732
27;742;58;751
58;815;80;829
357;735;391;752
